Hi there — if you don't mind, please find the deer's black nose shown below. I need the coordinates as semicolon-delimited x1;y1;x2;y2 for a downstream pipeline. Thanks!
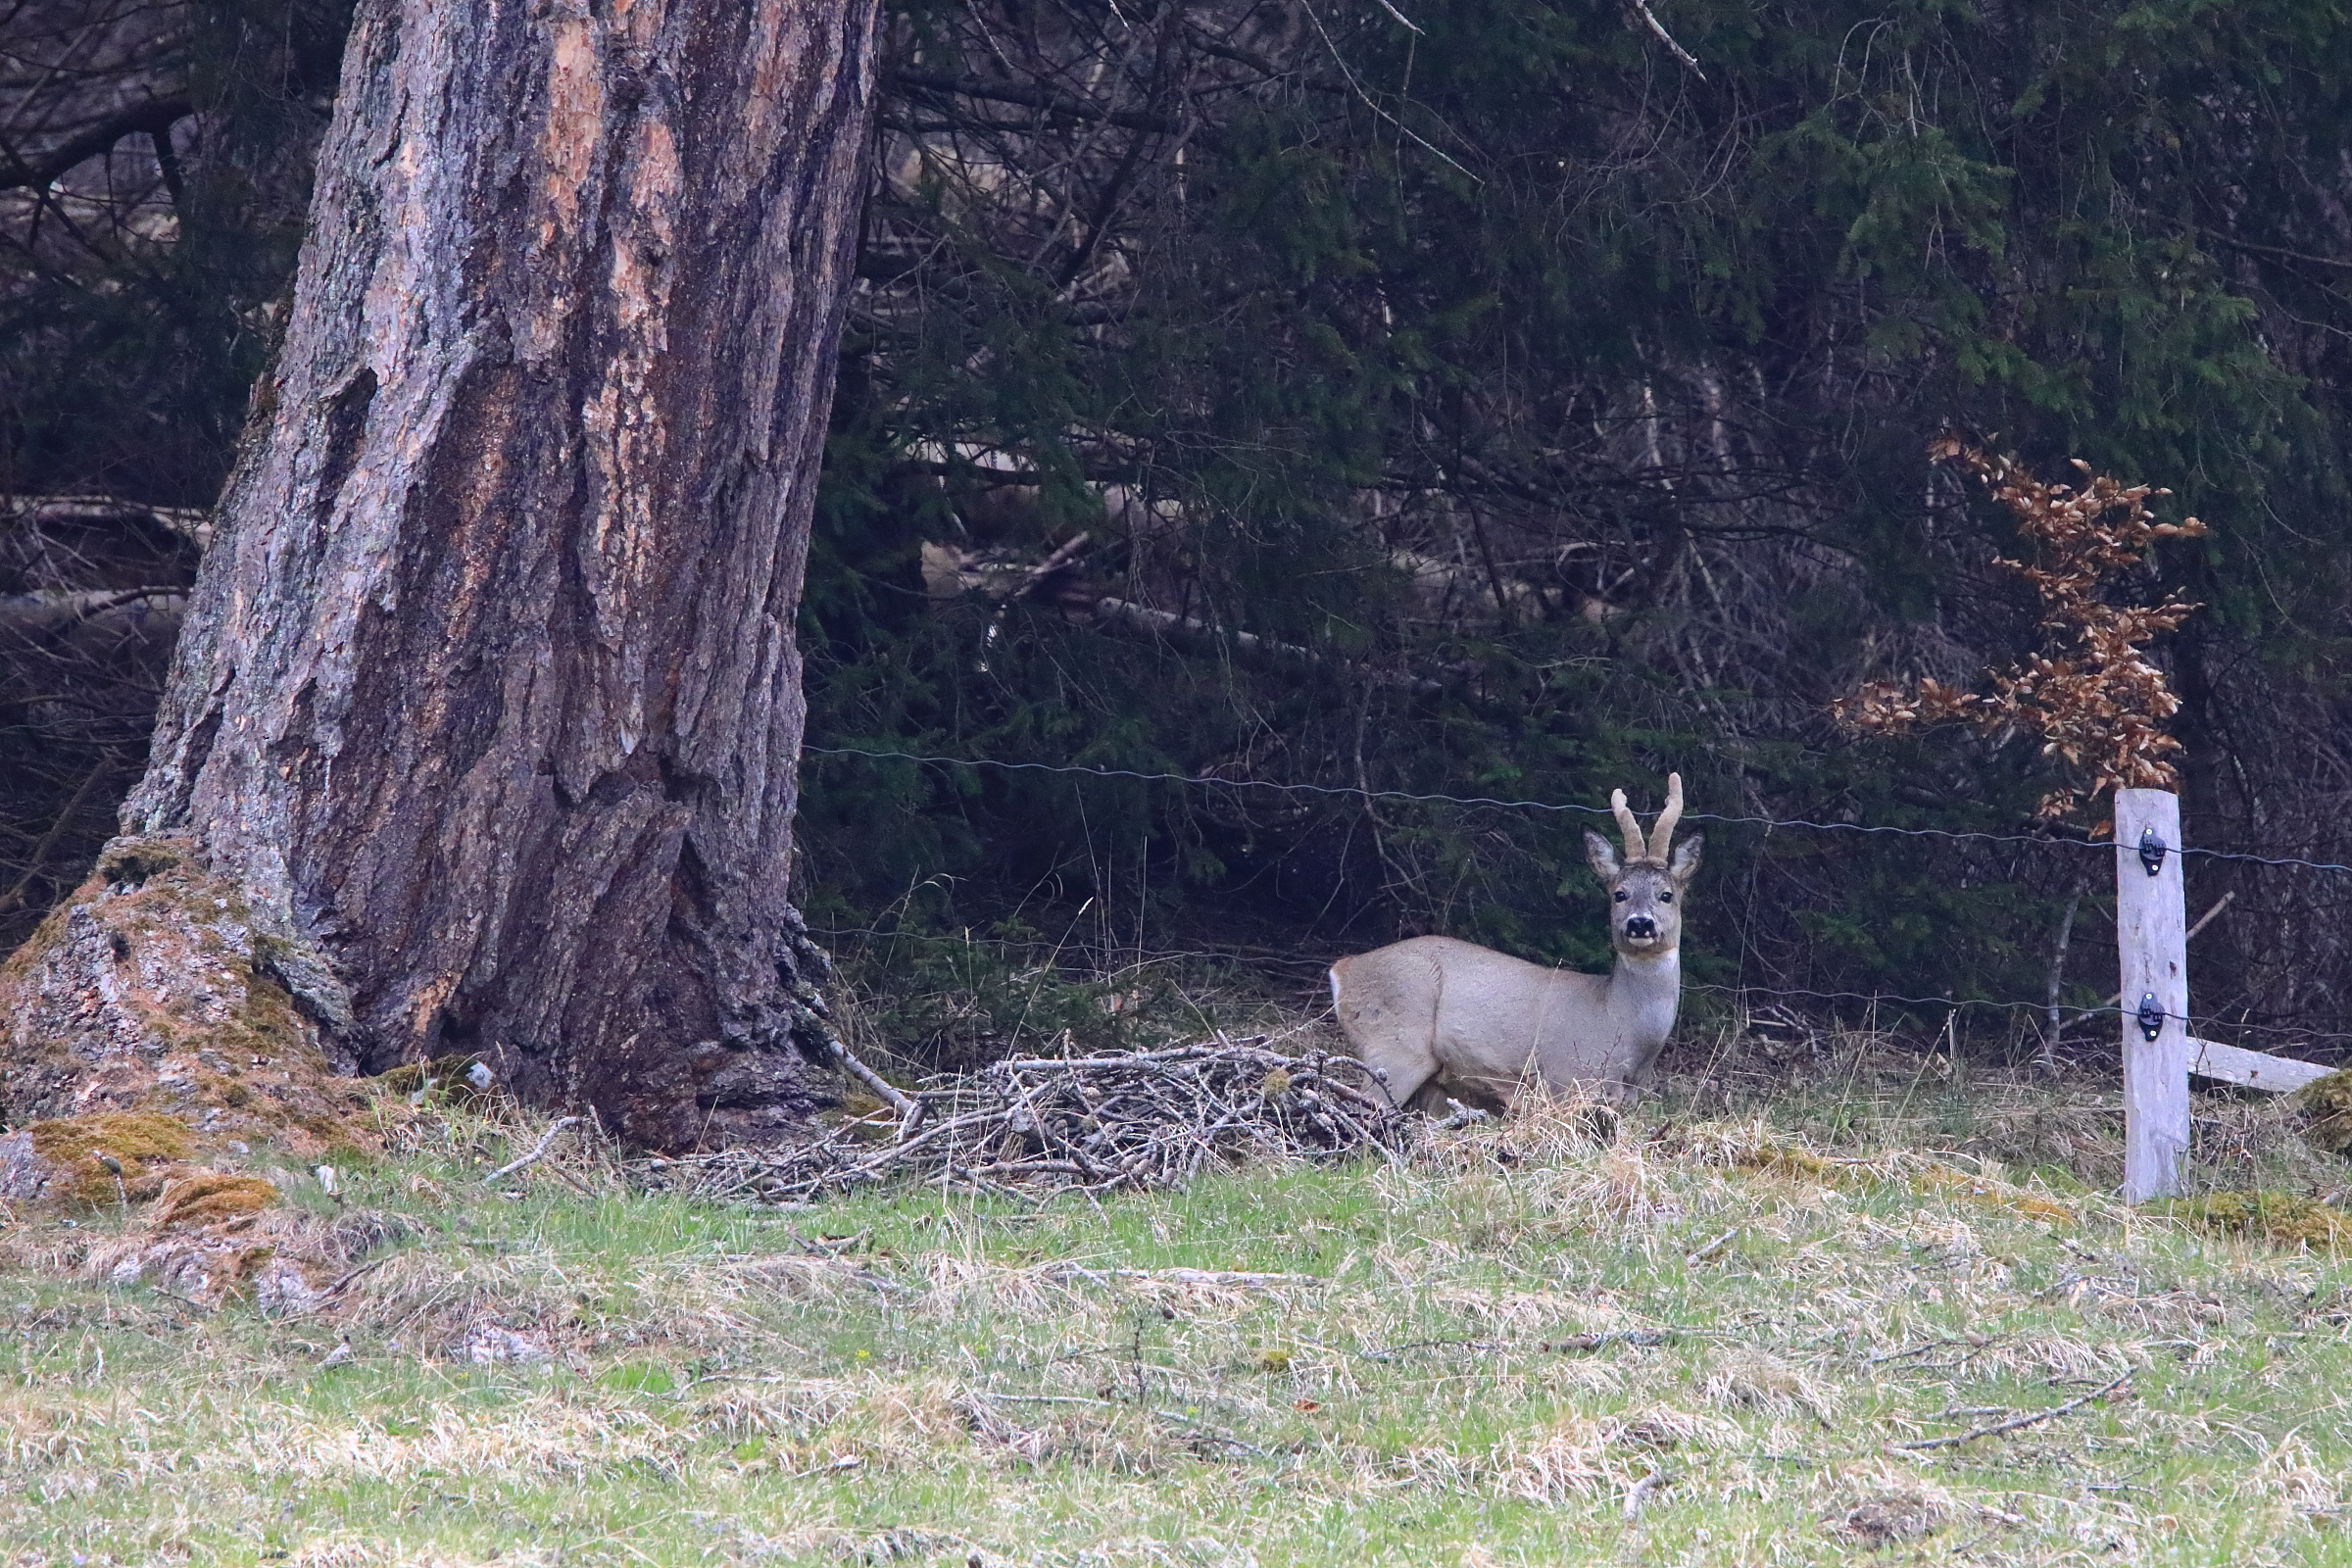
1623;915;1657;940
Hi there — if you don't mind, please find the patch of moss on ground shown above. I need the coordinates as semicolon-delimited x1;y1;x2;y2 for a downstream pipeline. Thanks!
149;1172;280;1229
1732;1139;2073;1223
26;1112;196;1206
2155;1190;2352;1249
230;956;308;1051
191;1068;257;1109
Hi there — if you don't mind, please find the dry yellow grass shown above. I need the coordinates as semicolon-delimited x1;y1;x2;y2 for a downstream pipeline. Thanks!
2;1069;2351;1565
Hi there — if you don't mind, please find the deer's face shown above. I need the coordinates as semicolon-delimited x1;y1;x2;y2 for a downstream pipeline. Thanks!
1583;831;1704;957
1607;861;1686;954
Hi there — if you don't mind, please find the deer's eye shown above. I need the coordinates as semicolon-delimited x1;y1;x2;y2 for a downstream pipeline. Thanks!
1612;890;1629;903
1659;891;1674;903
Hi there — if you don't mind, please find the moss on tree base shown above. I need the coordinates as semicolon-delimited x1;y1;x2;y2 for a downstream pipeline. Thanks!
0;837;423;1220
0;834;368;1141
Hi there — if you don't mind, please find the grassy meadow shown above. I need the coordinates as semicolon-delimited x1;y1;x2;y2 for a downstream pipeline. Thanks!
4;1050;2352;1566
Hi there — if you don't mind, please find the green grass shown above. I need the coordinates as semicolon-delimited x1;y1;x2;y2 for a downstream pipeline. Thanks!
5;1082;2352;1566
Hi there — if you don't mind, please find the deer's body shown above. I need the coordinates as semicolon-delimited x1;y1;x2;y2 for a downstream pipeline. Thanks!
1331;937;1682;1103
1331;776;1701;1108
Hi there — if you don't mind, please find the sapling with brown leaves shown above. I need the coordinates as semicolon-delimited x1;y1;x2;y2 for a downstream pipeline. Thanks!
1837;439;2209;822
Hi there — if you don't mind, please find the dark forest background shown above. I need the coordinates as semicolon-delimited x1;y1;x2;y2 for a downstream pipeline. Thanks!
8;0;2352;1068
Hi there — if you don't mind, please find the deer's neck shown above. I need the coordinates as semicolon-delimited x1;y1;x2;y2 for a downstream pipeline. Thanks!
1604;945;1683;1047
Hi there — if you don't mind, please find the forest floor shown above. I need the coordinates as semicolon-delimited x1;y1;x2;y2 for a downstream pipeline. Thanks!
5;1037;2352;1566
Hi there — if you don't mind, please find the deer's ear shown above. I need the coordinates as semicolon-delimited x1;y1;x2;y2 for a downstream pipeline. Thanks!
1669;832;1704;886
1584;829;1623;883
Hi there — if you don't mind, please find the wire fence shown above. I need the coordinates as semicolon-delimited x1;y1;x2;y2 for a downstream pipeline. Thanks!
1690;985;2352;1049
803;744;2352;873
803;741;2352;1054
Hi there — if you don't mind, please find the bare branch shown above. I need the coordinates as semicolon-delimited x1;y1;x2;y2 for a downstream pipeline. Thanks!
482;1117;582;1186
0;94;191;192
890;70;1181;135
1893;1369;2132;1450
1627;2;1705;79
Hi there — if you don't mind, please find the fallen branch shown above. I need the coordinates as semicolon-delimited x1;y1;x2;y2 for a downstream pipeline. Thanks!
0;492;210;545
1090;596;1450;693
0;98;196;193
483;1117;581;1185
820;1032;919;1123
1892;1369;2132;1450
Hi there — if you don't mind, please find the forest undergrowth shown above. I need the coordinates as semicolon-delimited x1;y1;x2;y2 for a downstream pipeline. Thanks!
5;984;2352;1566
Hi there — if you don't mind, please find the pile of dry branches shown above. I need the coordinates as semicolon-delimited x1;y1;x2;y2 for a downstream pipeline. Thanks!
637;1038;1407;1203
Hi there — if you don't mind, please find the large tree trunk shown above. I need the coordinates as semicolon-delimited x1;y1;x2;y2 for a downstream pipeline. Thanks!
2;0;878;1149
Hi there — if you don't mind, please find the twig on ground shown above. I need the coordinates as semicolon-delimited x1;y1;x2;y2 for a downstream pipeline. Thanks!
1893;1369;2133;1450
482;1117;581;1186
1434;1098;1491;1130
1685;1228;1739;1263
1544;1329;1679;1352
1153;1406;1272;1456
1623;1466;1674;1520
320;1254;398;1298
1046;1265;1320;1290
1357;1338;1508;1361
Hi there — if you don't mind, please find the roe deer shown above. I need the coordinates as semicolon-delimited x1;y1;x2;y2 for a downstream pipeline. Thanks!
1330;774;1702;1108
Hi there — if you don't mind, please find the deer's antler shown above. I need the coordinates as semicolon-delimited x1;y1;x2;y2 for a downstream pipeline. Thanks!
1649;773;1684;860
1610;788;1646;859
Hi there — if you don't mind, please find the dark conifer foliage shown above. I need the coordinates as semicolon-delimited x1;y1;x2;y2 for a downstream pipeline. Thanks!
1;0;350;942
9;0;2352;1058
805;0;2352;1049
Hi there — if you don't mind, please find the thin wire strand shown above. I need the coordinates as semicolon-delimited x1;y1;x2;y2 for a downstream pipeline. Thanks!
2184;1014;2352;1048
1703;986;2352;1049
2180;848;2352;873
807;880;2349;1049
803;745;2113;852
808;746;2352;876
1690;983;2110;1016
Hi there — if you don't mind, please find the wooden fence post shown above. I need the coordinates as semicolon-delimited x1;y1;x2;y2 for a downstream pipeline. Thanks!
2114;787;2190;1202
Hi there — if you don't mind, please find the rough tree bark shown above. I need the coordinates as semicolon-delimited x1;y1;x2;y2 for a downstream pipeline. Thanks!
0;0;879;1149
